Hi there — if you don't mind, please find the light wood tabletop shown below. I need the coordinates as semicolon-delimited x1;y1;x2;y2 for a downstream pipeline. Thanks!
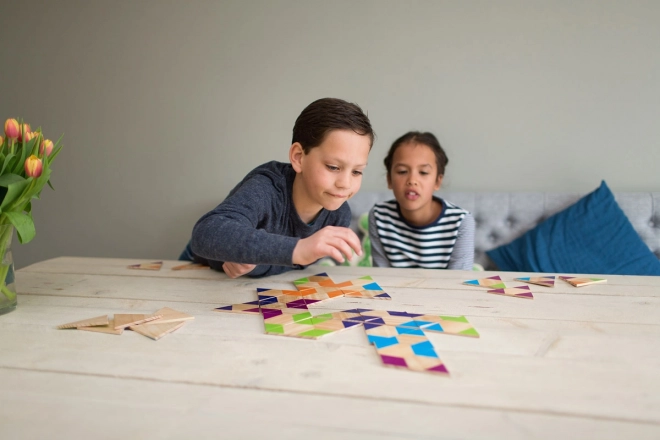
1;257;659;439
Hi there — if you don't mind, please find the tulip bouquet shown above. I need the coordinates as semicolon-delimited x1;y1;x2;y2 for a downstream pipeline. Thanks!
0;118;62;314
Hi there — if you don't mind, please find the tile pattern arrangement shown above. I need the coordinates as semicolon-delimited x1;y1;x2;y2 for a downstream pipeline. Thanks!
215;273;479;375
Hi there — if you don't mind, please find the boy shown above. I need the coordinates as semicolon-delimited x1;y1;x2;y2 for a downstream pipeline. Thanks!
182;98;374;278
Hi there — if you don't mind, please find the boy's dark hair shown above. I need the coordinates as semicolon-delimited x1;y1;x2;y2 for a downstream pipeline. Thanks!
292;98;374;153
384;131;449;178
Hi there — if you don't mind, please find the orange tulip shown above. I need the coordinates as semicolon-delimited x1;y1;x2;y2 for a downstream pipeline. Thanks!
40;139;54;156
4;119;19;140
24;155;43;178
17;123;31;142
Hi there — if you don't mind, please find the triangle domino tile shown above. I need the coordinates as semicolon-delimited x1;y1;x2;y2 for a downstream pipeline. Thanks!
78;318;124;335
463;275;506;289
487;285;534;300
559;276;607;287
130;321;186;340
171;263;210;271
148;307;194;324
514;276;556;287
57;315;109;329
128;261;163;271
113;313;162;330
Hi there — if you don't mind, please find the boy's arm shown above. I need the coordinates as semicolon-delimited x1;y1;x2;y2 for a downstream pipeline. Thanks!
447;213;475;270
191;176;298;268
368;208;391;268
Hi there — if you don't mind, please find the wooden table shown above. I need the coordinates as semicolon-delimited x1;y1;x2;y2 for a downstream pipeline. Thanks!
1;257;659;439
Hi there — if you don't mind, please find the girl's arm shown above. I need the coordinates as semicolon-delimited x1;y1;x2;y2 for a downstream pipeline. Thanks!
368;208;391;267
447;213;475;270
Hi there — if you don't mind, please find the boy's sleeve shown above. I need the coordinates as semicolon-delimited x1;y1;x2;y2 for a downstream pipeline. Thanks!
368;208;391;268
190;175;299;268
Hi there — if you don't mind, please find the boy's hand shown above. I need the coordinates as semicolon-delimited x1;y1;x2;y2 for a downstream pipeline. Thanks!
292;226;362;266
222;262;256;278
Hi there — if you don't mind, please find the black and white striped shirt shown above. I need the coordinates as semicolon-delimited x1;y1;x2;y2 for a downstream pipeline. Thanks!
368;197;475;270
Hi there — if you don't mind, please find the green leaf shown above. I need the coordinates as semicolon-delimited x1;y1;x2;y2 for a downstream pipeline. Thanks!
0;153;15;176
4;211;36;244
0;175;31;211
0;174;24;187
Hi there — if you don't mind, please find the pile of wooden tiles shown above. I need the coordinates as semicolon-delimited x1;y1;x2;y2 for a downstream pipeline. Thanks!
57;307;194;340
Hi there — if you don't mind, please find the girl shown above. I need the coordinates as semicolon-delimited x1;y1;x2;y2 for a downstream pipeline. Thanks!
369;132;475;270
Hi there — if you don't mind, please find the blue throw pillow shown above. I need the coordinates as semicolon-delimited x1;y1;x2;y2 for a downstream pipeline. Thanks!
487;181;660;275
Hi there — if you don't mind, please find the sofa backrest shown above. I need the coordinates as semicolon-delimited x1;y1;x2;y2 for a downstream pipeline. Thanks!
347;191;660;270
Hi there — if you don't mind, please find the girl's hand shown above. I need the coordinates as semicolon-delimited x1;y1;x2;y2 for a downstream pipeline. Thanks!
292;226;362;266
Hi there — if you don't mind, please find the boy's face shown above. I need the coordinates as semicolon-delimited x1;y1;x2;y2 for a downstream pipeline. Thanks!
291;129;371;221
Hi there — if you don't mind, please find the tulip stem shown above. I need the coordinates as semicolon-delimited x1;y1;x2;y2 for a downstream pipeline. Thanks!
0;224;16;303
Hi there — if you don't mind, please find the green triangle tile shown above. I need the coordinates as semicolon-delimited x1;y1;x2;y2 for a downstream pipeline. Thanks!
359;276;373;280
293;311;313;322
459;327;480;337
439;315;469;323
298;328;333;338
264;323;284;334
293;278;310;285
307;315;333;325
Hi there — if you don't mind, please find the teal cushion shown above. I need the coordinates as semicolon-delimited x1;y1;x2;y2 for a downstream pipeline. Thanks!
487;181;660;275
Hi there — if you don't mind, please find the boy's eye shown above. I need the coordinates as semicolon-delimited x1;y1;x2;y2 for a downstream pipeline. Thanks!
352;170;363;176
420;171;429;176
326;165;340;171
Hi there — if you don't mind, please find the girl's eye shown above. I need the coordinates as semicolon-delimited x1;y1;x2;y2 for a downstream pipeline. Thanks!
326;165;339;171
420;171;428;176
396;170;407;175
352;170;363;176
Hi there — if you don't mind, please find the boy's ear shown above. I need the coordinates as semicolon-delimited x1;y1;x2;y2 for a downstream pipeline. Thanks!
289;143;304;173
435;174;444;191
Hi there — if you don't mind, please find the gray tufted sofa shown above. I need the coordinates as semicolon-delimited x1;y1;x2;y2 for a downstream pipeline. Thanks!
347;190;660;270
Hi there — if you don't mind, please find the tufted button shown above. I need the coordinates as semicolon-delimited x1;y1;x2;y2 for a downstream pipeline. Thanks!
505;218;514;227
650;220;656;228
488;233;498;242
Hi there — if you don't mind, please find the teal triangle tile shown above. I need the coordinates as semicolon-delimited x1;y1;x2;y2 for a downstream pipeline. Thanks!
395;327;425;336
362;282;382;290
367;335;400;349
422;323;444;332
411;340;439;358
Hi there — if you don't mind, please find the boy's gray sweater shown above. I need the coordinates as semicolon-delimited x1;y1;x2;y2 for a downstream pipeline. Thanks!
190;161;351;277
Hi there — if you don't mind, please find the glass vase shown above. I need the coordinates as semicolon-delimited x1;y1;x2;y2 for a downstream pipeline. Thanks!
0;225;17;315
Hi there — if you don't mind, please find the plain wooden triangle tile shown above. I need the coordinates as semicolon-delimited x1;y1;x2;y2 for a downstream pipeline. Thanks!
113;313;162;330
171;263;209;271
57;315;109;329
78;318;124;335
127;261;163;271
149;307;194;324
130;321;185;340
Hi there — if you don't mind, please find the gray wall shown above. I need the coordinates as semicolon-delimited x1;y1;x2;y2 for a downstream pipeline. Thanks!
1;0;659;268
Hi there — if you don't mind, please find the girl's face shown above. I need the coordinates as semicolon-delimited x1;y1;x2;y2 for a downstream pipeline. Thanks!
387;142;443;225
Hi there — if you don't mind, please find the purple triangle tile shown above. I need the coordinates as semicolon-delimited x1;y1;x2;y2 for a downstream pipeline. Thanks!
261;309;283;319
489;288;505;293
427;363;449;374
519;292;534;298
215;305;233;310
380;355;408;367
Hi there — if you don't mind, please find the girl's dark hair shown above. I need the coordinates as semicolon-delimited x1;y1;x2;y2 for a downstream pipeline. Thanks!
292;98;374;153
383;131;448;178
